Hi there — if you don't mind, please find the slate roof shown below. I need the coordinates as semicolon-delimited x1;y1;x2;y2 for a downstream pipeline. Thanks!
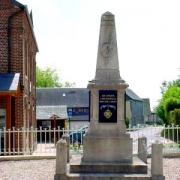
36;88;89;107
126;89;142;101
36;88;142;106
36;105;68;120
0;73;20;92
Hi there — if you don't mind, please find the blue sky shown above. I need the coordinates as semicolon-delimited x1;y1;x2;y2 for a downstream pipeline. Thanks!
19;0;180;109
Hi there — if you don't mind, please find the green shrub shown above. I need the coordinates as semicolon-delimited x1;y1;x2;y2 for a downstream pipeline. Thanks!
169;109;180;125
156;85;180;125
174;109;180;125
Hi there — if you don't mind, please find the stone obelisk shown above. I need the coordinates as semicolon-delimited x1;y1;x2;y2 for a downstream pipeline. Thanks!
82;12;133;163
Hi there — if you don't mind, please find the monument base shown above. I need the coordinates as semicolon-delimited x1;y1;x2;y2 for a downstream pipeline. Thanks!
70;156;147;174
66;173;151;180
58;155;151;180
54;155;152;180
82;133;133;163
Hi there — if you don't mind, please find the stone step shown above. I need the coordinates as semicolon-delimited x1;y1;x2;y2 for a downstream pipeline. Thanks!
70;156;147;174
70;163;147;174
67;173;152;180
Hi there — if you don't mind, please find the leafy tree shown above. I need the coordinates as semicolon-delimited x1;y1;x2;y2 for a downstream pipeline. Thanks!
36;67;62;87
36;67;75;88
64;81;76;88
174;109;180;125
156;103;166;124
156;79;180;125
170;109;180;125
160;79;180;94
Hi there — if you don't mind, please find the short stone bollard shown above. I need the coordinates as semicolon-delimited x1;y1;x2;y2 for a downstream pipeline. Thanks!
54;139;67;180
62;134;70;162
151;143;165;180
138;137;147;163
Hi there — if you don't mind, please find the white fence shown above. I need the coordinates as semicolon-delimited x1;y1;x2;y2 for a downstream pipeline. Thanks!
0;125;179;156
128;125;180;154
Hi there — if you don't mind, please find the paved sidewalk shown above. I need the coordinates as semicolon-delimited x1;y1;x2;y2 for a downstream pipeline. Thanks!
0;158;179;180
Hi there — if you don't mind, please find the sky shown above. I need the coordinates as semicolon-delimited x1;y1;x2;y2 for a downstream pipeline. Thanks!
19;0;179;110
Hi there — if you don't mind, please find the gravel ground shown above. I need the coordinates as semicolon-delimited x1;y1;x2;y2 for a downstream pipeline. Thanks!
0;158;179;180
147;158;180;180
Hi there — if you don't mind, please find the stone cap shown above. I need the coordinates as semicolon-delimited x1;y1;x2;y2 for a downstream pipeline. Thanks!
101;11;115;26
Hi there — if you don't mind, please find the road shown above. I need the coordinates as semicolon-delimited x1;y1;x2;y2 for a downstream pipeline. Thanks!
128;126;172;153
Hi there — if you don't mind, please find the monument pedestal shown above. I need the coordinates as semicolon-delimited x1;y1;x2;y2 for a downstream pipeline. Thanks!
66;155;150;180
70;156;147;174
82;134;132;163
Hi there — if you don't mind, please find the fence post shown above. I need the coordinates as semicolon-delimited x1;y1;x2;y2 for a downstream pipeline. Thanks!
177;125;179;144
12;127;15;155
54;139;67;180
151;143;165;180
17;128;20;155
49;126;51;144
53;127;56;146
26;127;29;155
163;124;165;141
31;127;34;154
172;124;174;142
4;127;6;155
22;127;25;154
138;137;147;163
35;127;37;150
39;127;42;153
168;125;170;140
58;126;60;140
8;129;11;155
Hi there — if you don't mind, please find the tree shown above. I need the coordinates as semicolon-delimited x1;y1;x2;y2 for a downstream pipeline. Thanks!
36;67;62;87
64;81;76;88
36;67;75;88
160;79;180;94
156;79;180;125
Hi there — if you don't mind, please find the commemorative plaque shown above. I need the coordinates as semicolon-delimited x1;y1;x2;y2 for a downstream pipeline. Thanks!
99;90;117;123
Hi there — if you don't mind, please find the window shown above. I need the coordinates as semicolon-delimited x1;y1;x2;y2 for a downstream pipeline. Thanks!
42;120;51;128
0;109;6;129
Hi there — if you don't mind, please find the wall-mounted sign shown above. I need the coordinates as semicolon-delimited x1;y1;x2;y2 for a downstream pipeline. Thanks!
99;90;117;123
67;107;89;116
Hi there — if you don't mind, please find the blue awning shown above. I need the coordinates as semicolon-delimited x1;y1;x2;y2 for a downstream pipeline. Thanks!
0;73;20;93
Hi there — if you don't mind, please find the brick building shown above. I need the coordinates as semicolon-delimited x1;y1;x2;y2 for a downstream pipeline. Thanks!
0;0;38;137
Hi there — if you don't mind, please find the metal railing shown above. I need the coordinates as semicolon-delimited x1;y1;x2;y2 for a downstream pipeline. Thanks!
0;124;179;156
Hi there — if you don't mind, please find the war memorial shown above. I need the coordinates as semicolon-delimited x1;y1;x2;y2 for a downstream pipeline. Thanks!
54;12;165;180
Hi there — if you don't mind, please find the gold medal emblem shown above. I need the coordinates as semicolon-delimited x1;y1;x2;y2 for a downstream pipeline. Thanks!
104;109;112;119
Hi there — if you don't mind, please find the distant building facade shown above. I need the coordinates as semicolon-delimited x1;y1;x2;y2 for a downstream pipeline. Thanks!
125;89;144;126
36;88;89;130
142;98;151;122
36;105;68;129
0;0;38;151
147;112;162;124
36;88;145;129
